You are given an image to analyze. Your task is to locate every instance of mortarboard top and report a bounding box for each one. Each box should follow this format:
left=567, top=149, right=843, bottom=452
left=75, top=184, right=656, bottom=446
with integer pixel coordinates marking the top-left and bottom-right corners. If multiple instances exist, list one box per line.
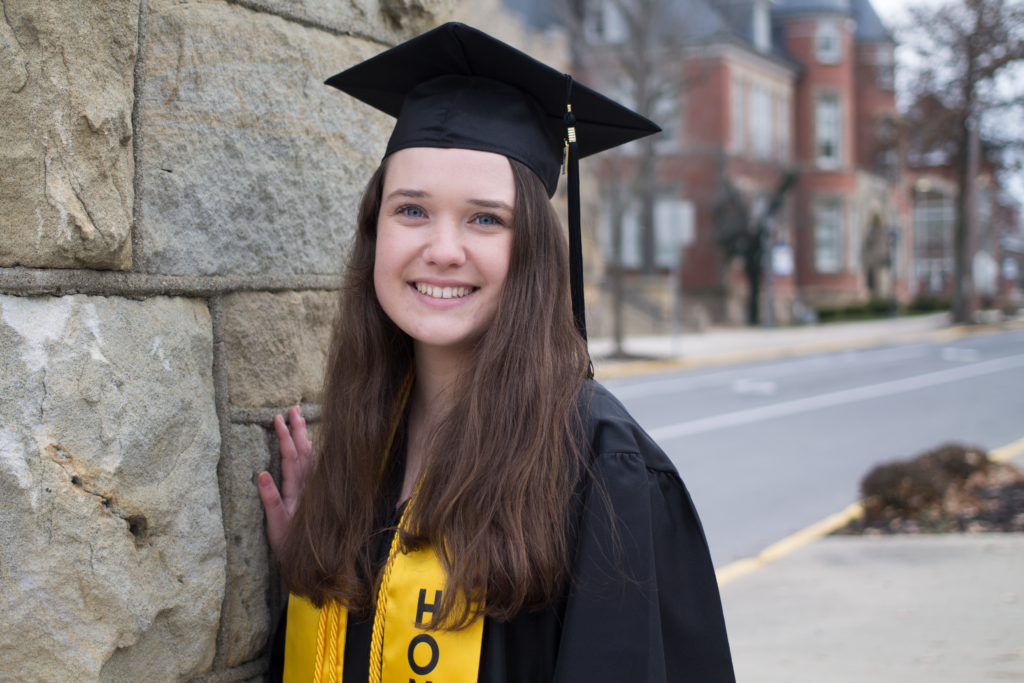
left=325, top=22, right=661, bottom=347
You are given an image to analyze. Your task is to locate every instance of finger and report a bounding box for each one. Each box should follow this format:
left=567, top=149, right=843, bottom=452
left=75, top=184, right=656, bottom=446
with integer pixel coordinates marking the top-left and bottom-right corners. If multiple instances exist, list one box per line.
left=290, top=408, right=313, bottom=472
left=276, top=414, right=303, bottom=504
left=274, top=413, right=298, bottom=460
left=257, top=471, right=288, bottom=556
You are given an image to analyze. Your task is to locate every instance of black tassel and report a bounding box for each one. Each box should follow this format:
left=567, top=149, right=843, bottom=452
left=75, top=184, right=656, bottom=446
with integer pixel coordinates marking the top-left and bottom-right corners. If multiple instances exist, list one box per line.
left=564, top=77, right=587, bottom=344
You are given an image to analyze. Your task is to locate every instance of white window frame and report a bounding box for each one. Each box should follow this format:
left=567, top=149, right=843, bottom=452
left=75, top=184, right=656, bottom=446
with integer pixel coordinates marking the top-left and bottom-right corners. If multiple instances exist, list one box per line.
left=874, top=44, right=895, bottom=90
left=815, top=93, right=842, bottom=169
left=776, top=94, right=790, bottom=162
left=750, top=85, right=773, bottom=159
left=652, top=91, right=679, bottom=151
left=814, top=198, right=844, bottom=274
left=654, top=199, right=695, bottom=268
left=731, top=78, right=746, bottom=155
left=597, top=0, right=629, bottom=44
left=816, top=19, right=841, bottom=64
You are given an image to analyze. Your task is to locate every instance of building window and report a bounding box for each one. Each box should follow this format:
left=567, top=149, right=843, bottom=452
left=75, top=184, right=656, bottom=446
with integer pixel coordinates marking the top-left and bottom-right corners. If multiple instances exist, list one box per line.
left=753, top=2, right=771, bottom=53
left=816, top=19, right=841, bottom=64
left=750, top=85, right=773, bottom=159
left=586, top=0, right=628, bottom=44
left=815, top=93, right=841, bottom=169
left=913, top=188, right=954, bottom=292
left=814, top=199, right=844, bottom=273
left=732, top=78, right=746, bottom=154
left=652, top=91, right=679, bottom=147
left=875, top=44, right=895, bottom=90
left=654, top=199, right=696, bottom=268
left=776, top=94, right=790, bottom=161
left=599, top=198, right=695, bottom=269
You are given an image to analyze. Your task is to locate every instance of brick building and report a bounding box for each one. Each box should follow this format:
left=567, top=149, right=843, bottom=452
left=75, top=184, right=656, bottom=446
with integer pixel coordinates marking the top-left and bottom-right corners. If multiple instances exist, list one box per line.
left=508, top=0, right=915, bottom=325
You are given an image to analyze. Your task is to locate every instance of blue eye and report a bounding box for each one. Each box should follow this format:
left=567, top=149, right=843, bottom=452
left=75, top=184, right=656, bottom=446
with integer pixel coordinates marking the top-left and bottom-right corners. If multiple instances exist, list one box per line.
left=402, top=206, right=424, bottom=218
left=475, top=214, right=497, bottom=225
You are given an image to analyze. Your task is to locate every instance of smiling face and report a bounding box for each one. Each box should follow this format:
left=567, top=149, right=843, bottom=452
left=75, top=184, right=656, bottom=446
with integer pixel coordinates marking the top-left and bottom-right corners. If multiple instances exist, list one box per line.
left=374, top=146, right=516, bottom=353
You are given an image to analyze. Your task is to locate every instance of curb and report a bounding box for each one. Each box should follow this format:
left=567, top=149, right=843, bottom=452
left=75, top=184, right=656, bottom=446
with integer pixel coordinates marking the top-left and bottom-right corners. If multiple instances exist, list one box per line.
left=714, top=434, right=1024, bottom=588
left=594, top=319, right=1024, bottom=381
left=715, top=502, right=864, bottom=587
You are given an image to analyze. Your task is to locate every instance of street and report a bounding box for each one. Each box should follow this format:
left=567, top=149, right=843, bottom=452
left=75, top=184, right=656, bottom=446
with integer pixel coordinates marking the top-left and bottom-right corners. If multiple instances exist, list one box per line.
left=601, top=328, right=1024, bottom=568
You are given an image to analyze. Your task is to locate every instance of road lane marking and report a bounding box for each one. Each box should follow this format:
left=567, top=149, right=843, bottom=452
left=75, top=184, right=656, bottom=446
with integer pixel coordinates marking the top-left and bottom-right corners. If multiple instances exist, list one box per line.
left=608, top=345, right=930, bottom=400
left=941, top=347, right=980, bottom=362
left=716, top=434, right=1024, bottom=587
left=649, top=353, right=1024, bottom=442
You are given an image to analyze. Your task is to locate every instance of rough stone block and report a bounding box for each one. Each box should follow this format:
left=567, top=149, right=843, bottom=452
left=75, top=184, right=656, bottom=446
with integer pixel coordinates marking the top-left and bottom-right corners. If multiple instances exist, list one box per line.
left=206, top=0, right=453, bottom=45
left=136, top=1, right=395, bottom=276
left=0, top=294, right=224, bottom=683
left=0, top=0, right=138, bottom=270
left=221, top=290, right=337, bottom=408
left=218, top=424, right=273, bottom=668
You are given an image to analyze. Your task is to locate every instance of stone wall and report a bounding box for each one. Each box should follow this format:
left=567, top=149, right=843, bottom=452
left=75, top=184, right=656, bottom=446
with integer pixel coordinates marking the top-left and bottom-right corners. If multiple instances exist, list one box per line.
left=0, top=1, right=450, bottom=681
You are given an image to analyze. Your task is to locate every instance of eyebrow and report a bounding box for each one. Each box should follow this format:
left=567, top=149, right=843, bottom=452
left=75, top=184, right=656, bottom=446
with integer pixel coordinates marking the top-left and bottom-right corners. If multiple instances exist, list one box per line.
left=385, top=189, right=431, bottom=201
left=384, top=189, right=514, bottom=213
left=467, top=198, right=514, bottom=212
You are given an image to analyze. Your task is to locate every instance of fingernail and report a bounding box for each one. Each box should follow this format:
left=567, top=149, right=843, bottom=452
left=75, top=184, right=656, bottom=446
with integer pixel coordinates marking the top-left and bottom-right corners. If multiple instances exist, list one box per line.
left=258, top=472, right=271, bottom=487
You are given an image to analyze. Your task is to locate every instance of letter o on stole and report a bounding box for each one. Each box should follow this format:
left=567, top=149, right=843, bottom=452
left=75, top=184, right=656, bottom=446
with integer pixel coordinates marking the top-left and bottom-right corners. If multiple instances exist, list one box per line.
left=408, top=634, right=439, bottom=675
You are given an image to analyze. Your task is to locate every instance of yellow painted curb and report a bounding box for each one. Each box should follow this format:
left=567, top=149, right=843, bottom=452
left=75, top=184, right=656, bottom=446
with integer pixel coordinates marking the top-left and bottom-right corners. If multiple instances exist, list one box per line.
left=990, top=436, right=1024, bottom=464
left=715, top=502, right=864, bottom=587
left=595, top=319, right=1023, bottom=382
left=715, top=433, right=1024, bottom=588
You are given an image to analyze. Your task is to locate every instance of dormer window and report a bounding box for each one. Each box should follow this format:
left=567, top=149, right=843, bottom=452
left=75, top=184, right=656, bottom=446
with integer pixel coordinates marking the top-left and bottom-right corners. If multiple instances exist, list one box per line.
left=586, top=0, right=628, bottom=44
left=753, top=2, right=771, bottom=53
left=816, top=19, right=841, bottom=64
left=875, top=44, right=895, bottom=90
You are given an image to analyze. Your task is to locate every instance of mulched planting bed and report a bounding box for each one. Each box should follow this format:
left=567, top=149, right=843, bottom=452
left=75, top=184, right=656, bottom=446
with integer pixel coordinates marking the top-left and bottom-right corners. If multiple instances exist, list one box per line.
left=834, top=443, right=1024, bottom=535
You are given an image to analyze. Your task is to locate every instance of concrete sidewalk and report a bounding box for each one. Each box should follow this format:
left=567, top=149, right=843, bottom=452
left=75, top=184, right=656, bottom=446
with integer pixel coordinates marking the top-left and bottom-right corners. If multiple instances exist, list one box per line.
left=720, top=533, right=1024, bottom=682
left=589, top=313, right=1024, bottom=379
left=720, top=448, right=1024, bottom=682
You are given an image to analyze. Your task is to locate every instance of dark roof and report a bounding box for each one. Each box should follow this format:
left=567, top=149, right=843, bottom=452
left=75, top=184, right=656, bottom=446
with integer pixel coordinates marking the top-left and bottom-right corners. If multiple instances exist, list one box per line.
left=499, top=0, right=800, bottom=69
left=850, top=0, right=894, bottom=42
left=772, top=0, right=851, bottom=16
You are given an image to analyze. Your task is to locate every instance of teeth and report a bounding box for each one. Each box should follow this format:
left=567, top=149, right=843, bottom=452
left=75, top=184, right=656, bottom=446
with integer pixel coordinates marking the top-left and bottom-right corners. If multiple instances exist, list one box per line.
left=415, top=283, right=473, bottom=299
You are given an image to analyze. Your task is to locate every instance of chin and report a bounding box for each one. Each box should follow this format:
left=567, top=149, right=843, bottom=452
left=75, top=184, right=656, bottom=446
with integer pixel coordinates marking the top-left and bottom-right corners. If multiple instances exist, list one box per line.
left=413, top=331, right=479, bottom=349
left=406, top=321, right=487, bottom=350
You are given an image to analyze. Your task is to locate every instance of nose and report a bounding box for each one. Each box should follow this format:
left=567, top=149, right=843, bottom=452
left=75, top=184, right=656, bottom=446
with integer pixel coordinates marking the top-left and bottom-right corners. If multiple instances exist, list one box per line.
left=421, top=215, right=466, bottom=269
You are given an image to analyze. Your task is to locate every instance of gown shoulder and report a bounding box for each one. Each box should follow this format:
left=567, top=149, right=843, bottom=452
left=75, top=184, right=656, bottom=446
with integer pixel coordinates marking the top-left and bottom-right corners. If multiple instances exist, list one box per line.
left=550, top=380, right=735, bottom=682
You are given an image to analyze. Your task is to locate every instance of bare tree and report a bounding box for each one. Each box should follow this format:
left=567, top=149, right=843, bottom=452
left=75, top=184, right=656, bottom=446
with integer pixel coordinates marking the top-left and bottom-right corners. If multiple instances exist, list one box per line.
left=902, top=0, right=1024, bottom=323
left=557, top=0, right=706, bottom=355
left=713, top=172, right=797, bottom=325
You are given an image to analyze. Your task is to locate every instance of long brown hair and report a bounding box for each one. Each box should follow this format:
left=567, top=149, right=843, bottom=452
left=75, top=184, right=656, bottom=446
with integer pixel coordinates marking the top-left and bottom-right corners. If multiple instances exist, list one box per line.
left=279, top=155, right=591, bottom=628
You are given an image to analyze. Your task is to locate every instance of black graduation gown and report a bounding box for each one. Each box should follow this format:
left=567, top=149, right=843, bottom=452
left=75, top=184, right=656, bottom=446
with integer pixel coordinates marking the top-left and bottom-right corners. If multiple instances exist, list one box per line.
left=266, top=381, right=735, bottom=682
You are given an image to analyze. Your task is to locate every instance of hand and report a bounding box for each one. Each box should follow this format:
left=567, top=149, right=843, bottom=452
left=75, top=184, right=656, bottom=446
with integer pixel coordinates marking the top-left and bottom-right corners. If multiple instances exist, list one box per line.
left=257, top=406, right=313, bottom=557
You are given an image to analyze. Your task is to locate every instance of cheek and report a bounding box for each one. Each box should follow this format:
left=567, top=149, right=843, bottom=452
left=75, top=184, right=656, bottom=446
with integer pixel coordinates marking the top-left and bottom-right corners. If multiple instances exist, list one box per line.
left=484, top=233, right=514, bottom=292
left=373, top=226, right=406, bottom=303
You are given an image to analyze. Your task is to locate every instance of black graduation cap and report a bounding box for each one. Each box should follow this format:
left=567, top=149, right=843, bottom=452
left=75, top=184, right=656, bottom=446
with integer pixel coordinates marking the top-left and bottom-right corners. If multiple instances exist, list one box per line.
left=325, top=22, right=661, bottom=344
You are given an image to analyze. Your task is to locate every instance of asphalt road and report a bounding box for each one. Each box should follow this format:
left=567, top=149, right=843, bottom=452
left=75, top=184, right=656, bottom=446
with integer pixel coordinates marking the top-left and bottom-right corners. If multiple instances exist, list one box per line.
left=601, top=328, right=1024, bottom=568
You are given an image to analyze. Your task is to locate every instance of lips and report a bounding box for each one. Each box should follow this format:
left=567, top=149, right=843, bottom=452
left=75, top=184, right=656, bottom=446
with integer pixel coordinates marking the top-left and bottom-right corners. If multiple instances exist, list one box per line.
left=413, top=282, right=476, bottom=299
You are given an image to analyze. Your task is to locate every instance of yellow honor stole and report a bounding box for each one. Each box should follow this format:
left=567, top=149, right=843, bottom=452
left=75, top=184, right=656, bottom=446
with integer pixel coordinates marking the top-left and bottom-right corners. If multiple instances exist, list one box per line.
left=282, top=370, right=485, bottom=683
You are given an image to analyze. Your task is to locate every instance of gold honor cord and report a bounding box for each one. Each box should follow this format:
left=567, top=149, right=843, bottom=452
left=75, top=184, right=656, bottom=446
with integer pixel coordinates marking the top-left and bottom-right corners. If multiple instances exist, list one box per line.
left=368, top=488, right=413, bottom=683
left=283, top=365, right=484, bottom=682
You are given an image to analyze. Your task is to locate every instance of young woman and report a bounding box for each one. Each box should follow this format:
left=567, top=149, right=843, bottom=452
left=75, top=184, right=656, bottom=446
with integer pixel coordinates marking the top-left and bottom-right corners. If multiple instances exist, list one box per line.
left=258, top=23, right=734, bottom=683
